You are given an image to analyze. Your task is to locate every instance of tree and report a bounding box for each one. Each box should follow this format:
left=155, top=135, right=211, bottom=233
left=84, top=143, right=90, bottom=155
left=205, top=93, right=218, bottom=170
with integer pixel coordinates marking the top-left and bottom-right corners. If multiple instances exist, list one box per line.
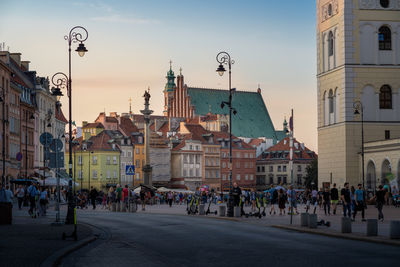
left=304, top=159, right=318, bottom=189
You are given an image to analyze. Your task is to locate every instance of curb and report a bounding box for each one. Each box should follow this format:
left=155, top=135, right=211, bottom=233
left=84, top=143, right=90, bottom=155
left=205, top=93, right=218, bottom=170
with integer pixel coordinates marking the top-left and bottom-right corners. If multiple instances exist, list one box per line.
left=271, top=224, right=400, bottom=247
left=40, top=230, right=98, bottom=267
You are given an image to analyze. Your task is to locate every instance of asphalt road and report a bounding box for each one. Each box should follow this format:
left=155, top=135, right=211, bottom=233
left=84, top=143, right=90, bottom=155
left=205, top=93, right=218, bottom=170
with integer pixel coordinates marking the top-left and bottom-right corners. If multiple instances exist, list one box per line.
left=61, top=212, right=399, bottom=267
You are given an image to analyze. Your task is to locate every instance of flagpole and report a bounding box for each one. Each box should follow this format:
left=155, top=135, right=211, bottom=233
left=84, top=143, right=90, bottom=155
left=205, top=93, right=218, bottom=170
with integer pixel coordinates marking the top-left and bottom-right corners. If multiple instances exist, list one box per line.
left=290, top=109, right=294, bottom=225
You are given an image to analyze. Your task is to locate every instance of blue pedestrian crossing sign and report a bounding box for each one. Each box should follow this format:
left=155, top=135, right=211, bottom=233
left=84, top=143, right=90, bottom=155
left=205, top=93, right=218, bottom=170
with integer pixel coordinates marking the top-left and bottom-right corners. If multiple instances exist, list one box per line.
left=125, top=165, right=135, bottom=175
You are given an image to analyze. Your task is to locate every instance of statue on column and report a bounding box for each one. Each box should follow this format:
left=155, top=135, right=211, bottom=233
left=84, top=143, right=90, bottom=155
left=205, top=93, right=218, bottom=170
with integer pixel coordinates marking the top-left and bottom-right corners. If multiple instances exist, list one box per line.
left=143, top=87, right=151, bottom=106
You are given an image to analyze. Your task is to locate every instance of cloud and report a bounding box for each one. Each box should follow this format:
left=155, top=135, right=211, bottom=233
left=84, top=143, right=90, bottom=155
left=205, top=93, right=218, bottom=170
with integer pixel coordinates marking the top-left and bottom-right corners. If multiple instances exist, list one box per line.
left=90, top=14, right=159, bottom=25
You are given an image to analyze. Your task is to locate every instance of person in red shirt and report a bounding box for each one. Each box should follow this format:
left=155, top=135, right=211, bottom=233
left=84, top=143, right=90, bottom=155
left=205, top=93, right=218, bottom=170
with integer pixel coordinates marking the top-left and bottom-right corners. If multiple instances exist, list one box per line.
left=122, top=185, right=129, bottom=208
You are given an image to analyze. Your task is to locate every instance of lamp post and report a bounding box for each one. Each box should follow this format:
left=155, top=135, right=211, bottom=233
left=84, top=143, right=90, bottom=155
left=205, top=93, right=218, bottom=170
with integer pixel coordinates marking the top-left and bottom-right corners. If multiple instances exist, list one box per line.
left=216, top=51, right=236, bottom=218
left=353, top=101, right=365, bottom=189
left=52, top=26, right=88, bottom=238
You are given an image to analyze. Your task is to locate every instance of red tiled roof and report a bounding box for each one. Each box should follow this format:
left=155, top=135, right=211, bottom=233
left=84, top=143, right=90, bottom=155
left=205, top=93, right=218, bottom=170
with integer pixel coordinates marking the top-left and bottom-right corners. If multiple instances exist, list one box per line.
left=248, top=138, right=264, bottom=147
left=210, top=131, right=254, bottom=149
left=55, top=106, right=68, bottom=124
left=86, top=131, right=119, bottom=151
left=119, top=117, right=139, bottom=135
left=105, top=116, right=118, bottom=123
left=82, top=122, right=104, bottom=129
left=258, top=136, right=317, bottom=160
left=201, top=113, right=218, bottom=122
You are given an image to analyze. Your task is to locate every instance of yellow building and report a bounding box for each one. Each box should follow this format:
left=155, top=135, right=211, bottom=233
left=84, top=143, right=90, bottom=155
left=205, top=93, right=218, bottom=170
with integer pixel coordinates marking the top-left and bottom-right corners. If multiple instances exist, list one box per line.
left=317, top=0, right=400, bottom=189
left=132, top=134, right=145, bottom=186
left=82, top=121, right=104, bottom=140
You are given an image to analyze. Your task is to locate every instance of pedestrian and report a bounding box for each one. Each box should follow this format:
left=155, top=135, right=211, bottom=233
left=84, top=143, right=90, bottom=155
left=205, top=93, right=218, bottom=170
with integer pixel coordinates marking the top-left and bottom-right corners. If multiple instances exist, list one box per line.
left=107, top=187, right=114, bottom=210
left=232, top=182, right=242, bottom=207
left=250, top=189, right=257, bottom=212
left=116, top=184, right=122, bottom=204
left=27, top=182, right=38, bottom=217
left=4, top=185, right=13, bottom=206
left=167, top=191, right=173, bottom=207
left=39, top=187, right=48, bottom=216
left=353, top=184, right=366, bottom=222
left=330, top=183, right=339, bottom=215
left=287, top=185, right=298, bottom=215
left=89, top=187, right=98, bottom=210
left=350, top=186, right=356, bottom=220
left=311, top=188, right=318, bottom=214
left=15, top=185, right=25, bottom=210
left=102, top=193, right=107, bottom=209
left=304, top=188, right=311, bottom=213
left=340, top=182, right=351, bottom=218
left=278, top=189, right=286, bottom=215
left=140, top=188, right=146, bottom=211
left=122, top=185, right=129, bottom=208
left=322, top=187, right=331, bottom=215
left=269, top=184, right=277, bottom=215
left=373, top=185, right=387, bottom=222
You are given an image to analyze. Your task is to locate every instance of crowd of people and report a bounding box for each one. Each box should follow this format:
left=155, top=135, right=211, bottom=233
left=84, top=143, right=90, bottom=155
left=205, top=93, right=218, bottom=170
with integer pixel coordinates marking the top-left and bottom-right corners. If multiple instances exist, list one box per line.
left=1, top=180, right=398, bottom=223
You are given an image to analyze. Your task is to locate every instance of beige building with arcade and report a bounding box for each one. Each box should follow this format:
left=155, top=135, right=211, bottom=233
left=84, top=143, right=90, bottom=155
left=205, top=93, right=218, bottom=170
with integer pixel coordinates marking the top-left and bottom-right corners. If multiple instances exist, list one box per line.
left=317, top=0, right=400, bottom=189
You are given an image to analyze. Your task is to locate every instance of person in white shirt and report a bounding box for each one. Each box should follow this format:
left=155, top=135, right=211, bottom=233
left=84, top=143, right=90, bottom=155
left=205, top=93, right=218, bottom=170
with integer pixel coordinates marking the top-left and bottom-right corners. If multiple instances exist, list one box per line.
left=16, top=185, right=25, bottom=210
left=39, top=188, right=48, bottom=216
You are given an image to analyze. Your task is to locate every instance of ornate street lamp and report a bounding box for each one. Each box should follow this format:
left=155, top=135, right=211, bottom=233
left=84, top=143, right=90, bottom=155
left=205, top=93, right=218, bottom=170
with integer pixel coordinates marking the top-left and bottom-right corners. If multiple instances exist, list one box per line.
left=353, top=100, right=365, bottom=189
left=216, top=51, right=236, bottom=217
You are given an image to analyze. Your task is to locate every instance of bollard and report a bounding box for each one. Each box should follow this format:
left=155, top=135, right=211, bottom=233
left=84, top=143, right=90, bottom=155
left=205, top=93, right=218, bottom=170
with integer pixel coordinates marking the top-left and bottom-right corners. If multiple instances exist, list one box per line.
left=308, top=214, right=317, bottom=229
left=233, top=206, right=241, bottom=218
left=366, top=219, right=378, bottom=236
left=301, top=213, right=309, bottom=227
left=111, top=202, right=116, bottom=212
left=199, top=204, right=205, bottom=215
left=389, top=220, right=400, bottom=239
left=341, top=217, right=352, bottom=233
left=219, top=206, right=226, bottom=217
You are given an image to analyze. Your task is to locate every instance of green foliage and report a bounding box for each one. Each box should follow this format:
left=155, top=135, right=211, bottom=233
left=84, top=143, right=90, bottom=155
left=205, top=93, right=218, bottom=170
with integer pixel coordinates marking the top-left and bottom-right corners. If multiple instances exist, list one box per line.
left=304, top=159, right=318, bottom=189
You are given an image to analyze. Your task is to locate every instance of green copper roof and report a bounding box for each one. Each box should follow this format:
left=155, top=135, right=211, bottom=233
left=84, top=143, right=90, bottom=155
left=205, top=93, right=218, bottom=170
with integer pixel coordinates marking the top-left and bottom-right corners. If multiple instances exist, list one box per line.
left=187, top=87, right=278, bottom=140
left=165, top=67, right=176, bottom=92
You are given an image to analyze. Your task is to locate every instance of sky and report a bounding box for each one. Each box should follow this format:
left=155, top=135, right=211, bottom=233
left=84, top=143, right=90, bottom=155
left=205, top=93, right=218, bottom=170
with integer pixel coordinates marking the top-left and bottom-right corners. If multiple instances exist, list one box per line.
left=0, top=0, right=318, bottom=151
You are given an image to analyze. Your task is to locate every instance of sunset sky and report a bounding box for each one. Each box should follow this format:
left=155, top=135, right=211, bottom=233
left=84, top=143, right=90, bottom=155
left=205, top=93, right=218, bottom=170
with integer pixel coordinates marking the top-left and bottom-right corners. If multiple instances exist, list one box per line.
left=0, top=0, right=317, bottom=150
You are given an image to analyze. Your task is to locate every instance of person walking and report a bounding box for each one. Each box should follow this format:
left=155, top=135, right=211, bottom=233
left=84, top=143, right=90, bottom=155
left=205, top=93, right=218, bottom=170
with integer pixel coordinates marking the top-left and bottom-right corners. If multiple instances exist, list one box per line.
left=311, top=188, right=318, bottom=214
left=287, top=185, right=298, bottom=215
left=250, top=189, right=257, bottom=212
left=269, top=185, right=278, bottom=215
left=167, top=191, right=173, bottom=207
left=330, top=183, right=339, bottom=215
left=115, top=184, right=122, bottom=204
left=140, top=188, right=146, bottom=211
left=322, top=187, right=331, bottom=215
left=89, top=187, right=98, bottom=210
left=27, top=183, right=38, bottom=217
left=340, top=182, right=351, bottom=218
left=15, top=185, right=25, bottom=210
left=39, top=187, right=48, bottom=216
left=278, top=189, right=286, bottom=215
left=350, top=186, right=356, bottom=221
left=353, top=184, right=366, bottom=222
left=373, top=185, right=387, bottom=222
left=232, top=182, right=242, bottom=207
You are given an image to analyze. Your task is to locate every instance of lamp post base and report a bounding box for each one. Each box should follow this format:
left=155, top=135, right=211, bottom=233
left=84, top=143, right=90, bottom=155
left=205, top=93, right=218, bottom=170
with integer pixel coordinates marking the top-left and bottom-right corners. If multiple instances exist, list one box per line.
left=227, top=192, right=234, bottom=217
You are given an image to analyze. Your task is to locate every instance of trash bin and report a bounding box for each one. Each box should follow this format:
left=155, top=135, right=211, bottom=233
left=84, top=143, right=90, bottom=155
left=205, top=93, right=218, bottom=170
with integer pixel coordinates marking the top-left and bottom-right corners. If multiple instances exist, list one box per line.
left=0, top=202, right=12, bottom=225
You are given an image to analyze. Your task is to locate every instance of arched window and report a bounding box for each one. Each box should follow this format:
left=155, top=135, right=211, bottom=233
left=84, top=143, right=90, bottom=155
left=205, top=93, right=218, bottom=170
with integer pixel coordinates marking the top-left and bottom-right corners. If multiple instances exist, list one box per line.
left=379, top=85, right=392, bottom=109
left=328, top=4, right=332, bottom=16
left=328, top=31, right=334, bottom=56
left=378, top=26, right=391, bottom=50
left=328, top=90, right=334, bottom=113
left=380, top=0, right=389, bottom=8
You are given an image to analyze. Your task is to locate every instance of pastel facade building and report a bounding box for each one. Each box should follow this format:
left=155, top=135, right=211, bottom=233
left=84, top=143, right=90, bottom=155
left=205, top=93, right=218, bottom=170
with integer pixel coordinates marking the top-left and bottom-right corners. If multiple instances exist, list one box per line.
left=317, top=0, right=400, bottom=188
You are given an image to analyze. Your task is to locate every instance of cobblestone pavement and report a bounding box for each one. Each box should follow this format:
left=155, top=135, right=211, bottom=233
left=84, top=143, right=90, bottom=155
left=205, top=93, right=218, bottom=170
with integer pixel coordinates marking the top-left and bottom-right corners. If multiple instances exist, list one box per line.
left=0, top=203, right=92, bottom=267
left=60, top=205, right=400, bottom=267
left=74, top=202, right=400, bottom=238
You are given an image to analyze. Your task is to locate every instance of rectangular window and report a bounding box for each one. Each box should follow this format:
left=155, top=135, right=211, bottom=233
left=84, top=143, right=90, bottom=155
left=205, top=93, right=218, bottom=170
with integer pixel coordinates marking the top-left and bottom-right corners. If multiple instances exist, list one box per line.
left=385, top=130, right=390, bottom=140
left=128, top=151, right=132, bottom=157
left=196, top=168, right=200, bottom=177
left=283, top=176, right=287, bottom=184
left=92, top=156, right=97, bottom=165
left=107, top=170, right=110, bottom=179
left=196, top=154, right=200, bottom=164
left=257, top=166, right=260, bottom=172
left=297, top=174, right=302, bottom=185
left=113, top=170, right=117, bottom=178
left=113, top=156, right=117, bottom=164
left=205, top=171, right=209, bottom=179
left=142, top=160, right=145, bottom=167
left=244, top=153, right=248, bottom=158
left=78, top=156, right=82, bottom=165
left=278, top=166, right=281, bottom=172
left=136, top=159, right=140, bottom=168
left=93, top=170, right=98, bottom=178
left=142, top=148, right=145, bottom=154
left=136, top=148, right=140, bottom=154
left=269, top=175, right=274, bottom=185
left=268, top=166, right=271, bottom=172
left=216, top=170, right=219, bottom=178
left=245, top=162, right=248, bottom=168
left=136, top=173, right=140, bottom=180
left=222, top=162, right=226, bottom=168
left=297, top=165, right=302, bottom=172
left=106, top=156, right=111, bottom=165
left=250, top=174, right=254, bottom=180
left=236, top=174, right=241, bottom=181
left=245, top=174, right=249, bottom=180
left=236, top=162, right=240, bottom=168
left=236, top=152, right=240, bottom=158
left=283, top=165, right=287, bottom=172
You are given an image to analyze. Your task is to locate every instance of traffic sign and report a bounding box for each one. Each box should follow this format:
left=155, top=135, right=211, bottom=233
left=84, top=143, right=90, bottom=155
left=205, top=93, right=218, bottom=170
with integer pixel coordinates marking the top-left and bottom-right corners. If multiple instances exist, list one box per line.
left=125, top=165, right=135, bottom=175
left=16, top=152, right=23, bottom=161
left=40, top=132, right=53, bottom=147
left=48, top=153, right=65, bottom=169
left=50, top=139, right=63, bottom=152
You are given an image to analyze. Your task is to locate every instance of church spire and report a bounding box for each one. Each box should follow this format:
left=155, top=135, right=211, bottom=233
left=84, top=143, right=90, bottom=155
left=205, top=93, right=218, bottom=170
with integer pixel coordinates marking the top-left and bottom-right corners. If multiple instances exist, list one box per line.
left=165, top=60, right=176, bottom=92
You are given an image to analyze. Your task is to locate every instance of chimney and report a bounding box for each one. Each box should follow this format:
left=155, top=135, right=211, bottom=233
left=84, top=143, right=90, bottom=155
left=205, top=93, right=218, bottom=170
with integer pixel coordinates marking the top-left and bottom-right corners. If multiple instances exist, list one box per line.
left=257, top=87, right=261, bottom=94
left=10, top=53, right=21, bottom=66
left=21, top=61, right=30, bottom=71
left=110, top=112, right=118, bottom=117
left=82, top=121, right=88, bottom=127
